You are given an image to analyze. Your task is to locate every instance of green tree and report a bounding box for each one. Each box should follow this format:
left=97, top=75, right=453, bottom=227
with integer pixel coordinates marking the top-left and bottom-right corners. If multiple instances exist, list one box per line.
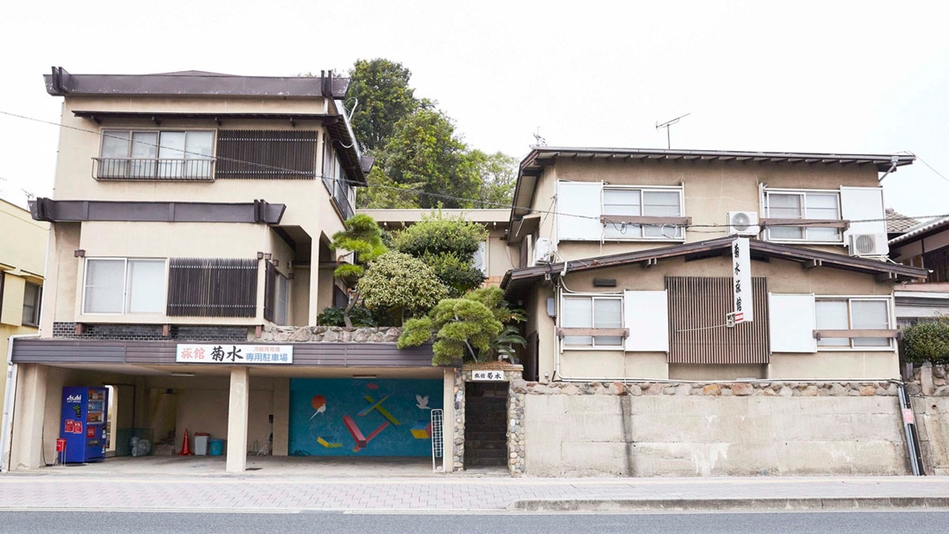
left=347, top=59, right=418, bottom=152
left=464, top=150, right=518, bottom=208
left=384, top=108, right=480, bottom=209
left=359, top=251, right=448, bottom=324
left=902, top=317, right=949, bottom=364
left=355, top=166, right=421, bottom=209
left=398, top=287, right=525, bottom=365
left=392, top=212, right=488, bottom=297
left=329, top=214, right=387, bottom=327
left=399, top=298, right=502, bottom=365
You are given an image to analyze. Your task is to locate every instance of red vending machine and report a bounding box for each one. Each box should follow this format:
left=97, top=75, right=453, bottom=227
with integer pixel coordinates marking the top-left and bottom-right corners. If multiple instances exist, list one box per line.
left=60, top=387, right=109, bottom=463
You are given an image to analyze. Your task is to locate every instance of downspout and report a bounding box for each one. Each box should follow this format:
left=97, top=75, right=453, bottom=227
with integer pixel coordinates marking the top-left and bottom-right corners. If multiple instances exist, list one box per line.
left=1, top=333, right=38, bottom=472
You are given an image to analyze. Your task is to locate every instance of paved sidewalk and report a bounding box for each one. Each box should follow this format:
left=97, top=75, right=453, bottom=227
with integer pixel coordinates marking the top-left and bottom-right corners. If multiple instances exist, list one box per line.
left=1, top=473, right=948, bottom=512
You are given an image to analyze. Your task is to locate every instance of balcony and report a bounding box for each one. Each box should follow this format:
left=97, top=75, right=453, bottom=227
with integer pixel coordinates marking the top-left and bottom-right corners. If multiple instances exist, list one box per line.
left=93, top=158, right=215, bottom=181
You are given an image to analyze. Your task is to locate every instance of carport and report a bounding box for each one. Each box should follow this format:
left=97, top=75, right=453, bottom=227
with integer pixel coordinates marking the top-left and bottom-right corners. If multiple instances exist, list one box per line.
left=5, top=338, right=455, bottom=474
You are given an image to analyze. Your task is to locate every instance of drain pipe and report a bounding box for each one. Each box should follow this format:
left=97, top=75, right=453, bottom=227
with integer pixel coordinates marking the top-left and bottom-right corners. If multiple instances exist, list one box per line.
left=897, top=383, right=925, bottom=476
left=1, top=334, right=38, bottom=472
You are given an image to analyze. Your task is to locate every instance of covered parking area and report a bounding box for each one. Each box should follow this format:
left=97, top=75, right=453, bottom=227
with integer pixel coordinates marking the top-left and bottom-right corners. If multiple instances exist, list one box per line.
left=4, top=339, right=456, bottom=475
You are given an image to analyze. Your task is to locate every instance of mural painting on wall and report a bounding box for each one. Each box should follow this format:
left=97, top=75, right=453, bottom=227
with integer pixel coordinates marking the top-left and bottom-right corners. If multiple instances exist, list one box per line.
left=289, top=379, right=442, bottom=457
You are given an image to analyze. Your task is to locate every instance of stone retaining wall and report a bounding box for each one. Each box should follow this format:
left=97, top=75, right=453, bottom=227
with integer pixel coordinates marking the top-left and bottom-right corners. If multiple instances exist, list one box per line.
left=517, top=379, right=909, bottom=477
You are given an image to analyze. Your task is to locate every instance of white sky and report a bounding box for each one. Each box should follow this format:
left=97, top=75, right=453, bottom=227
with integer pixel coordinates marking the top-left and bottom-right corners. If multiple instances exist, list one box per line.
left=2, top=0, right=947, bottom=220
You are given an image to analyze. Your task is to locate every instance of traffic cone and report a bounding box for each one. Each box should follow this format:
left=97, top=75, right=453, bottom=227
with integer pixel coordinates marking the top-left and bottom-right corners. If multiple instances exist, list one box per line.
left=178, top=428, right=193, bottom=456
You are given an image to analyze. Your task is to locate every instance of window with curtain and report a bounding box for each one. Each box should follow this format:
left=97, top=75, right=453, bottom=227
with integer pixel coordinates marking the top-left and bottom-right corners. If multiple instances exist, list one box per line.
left=83, top=258, right=166, bottom=314
left=99, top=130, right=214, bottom=179
left=765, top=191, right=842, bottom=242
left=603, top=187, right=683, bottom=239
left=815, top=298, right=891, bottom=348
left=561, top=295, right=623, bottom=348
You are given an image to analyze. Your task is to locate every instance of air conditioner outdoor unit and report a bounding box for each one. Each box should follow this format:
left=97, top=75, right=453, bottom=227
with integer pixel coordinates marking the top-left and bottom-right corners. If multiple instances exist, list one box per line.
left=727, top=211, right=760, bottom=236
left=849, top=233, right=888, bottom=257
left=533, top=238, right=554, bottom=265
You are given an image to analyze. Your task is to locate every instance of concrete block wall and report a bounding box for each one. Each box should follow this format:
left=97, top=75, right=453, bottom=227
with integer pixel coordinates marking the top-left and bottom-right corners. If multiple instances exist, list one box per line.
left=520, top=380, right=911, bottom=477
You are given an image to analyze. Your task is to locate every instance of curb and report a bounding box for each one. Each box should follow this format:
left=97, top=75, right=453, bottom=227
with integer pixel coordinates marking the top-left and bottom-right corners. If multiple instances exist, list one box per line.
left=507, top=497, right=949, bottom=512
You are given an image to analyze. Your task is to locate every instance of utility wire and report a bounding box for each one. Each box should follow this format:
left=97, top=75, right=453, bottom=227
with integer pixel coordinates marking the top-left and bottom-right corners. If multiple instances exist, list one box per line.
left=2, top=109, right=947, bottom=229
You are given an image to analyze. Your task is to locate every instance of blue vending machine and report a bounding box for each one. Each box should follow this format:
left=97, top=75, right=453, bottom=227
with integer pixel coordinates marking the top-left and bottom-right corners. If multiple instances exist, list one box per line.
left=60, top=387, right=109, bottom=463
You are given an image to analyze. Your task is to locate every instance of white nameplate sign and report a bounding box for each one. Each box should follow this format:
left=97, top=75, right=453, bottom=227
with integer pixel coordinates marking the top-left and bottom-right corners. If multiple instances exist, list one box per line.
left=176, top=344, right=293, bottom=364
left=471, top=370, right=505, bottom=381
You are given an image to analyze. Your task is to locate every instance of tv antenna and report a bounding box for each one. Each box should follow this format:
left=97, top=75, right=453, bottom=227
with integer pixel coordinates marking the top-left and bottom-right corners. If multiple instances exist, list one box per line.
left=656, top=112, right=690, bottom=149
left=532, top=127, right=547, bottom=147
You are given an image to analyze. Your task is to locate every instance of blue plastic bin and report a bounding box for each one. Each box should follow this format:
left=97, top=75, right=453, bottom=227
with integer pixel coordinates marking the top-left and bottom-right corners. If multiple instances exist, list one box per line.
left=209, top=439, right=224, bottom=456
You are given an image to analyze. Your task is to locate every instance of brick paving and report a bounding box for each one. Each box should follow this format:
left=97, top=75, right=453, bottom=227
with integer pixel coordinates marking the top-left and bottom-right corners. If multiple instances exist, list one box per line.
left=1, top=474, right=948, bottom=512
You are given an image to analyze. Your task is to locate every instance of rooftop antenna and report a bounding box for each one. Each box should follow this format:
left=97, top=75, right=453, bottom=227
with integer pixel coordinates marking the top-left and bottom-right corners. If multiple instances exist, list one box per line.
left=655, top=112, right=690, bottom=149
left=532, top=127, right=547, bottom=147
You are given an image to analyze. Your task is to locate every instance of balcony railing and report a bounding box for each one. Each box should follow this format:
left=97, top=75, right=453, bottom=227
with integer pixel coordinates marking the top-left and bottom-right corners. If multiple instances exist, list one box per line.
left=93, top=158, right=215, bottom=181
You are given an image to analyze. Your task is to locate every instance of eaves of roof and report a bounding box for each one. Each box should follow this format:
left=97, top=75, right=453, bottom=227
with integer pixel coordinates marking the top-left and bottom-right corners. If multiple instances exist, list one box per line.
left=889, top=216, right=949, bottom=246
left=501, top=236, right=928, bottom=298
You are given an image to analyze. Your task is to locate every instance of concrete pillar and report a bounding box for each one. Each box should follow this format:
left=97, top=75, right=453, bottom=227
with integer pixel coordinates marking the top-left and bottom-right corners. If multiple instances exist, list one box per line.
left=307, top=241, right=321, bottom=326
left=442, top=368, right=454, bottom=472
left=272, top=378, right=289, bottom=456
left=10, top=364, right=48, bottom=470
left=225, top=367, right=250, bottom=473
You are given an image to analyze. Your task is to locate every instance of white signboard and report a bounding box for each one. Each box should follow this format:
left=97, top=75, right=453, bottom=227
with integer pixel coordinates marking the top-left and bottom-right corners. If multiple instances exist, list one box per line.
left=471, top=370, right=506, bottom=381
left=176, top=344, right=293, bottom=364
left=731, top=237, right=753, bottom=323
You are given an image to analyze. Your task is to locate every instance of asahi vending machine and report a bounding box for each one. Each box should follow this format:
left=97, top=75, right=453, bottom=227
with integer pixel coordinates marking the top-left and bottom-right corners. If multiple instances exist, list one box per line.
left=60, top=387, right=109, bottom=463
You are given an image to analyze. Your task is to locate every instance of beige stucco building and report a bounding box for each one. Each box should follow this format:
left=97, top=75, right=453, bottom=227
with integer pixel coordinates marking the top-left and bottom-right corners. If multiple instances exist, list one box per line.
left=502, top=147, right=928, bottom=383
left=1, top=199, right=48, bottom=438
left=4, top=68, right=457, bottom=474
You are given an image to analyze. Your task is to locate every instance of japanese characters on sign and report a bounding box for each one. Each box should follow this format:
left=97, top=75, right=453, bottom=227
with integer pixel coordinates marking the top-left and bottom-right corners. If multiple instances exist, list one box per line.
left=176, top=344, right=293, bottom=364
left=471, top=370, right=506, bottom=381
left=732, top=237, right=754, bottom=323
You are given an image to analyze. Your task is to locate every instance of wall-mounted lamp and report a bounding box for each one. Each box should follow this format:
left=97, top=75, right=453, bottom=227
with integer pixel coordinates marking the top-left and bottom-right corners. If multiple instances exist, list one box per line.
left=257, top=252, right=264, bottom=260
left=272, top=260, right=279, bottom=267
left=74, top=249, right=85, bottom=258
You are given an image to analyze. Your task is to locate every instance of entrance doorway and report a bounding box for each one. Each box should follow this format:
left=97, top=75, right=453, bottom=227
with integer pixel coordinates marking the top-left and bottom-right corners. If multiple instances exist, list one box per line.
left=464, top=382, right=508, bottom=468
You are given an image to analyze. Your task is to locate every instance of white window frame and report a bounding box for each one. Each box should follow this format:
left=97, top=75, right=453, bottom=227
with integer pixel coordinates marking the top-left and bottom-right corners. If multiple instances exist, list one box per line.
left=814, top=295, right=895, bottom=351
left=99, top=129, right=216, bottom=179
left=82, top=258, right=167, bottom=315
left=559, top=292, right=625, bottom=351
left=763, top=188, right=844, bottom=244
left=602, top=185, right=685, bottom=241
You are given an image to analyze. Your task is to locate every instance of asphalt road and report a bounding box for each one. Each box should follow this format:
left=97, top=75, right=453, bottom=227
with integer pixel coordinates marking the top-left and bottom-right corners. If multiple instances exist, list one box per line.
left=0, top=510, right=946, bottom=534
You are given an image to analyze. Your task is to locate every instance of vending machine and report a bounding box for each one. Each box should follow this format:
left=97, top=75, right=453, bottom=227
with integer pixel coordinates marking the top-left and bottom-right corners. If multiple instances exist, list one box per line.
left=60, top=387, right=109, bottom=463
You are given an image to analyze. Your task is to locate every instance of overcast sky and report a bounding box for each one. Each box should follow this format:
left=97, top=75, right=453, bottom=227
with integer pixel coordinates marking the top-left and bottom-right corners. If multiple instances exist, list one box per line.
left=2, top=0, right=947, bottom=220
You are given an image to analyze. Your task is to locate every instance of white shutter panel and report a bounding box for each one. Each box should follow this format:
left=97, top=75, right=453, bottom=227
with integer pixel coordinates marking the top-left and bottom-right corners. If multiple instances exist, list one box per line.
left=623, top=290, right=669, bottom=352
left=840, top=186, right=887, bottom=253
left=768, top=293, right=817, bottom=353
left=557, top=181, right=603, bottom=242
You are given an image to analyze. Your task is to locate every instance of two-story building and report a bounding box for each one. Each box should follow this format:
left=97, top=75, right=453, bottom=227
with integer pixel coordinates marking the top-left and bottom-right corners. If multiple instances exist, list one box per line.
left=1, top=198, right=48, bottom=442
left=4, top=68, right=454, bottom=473
left=495, top=147, right=930, bottom=476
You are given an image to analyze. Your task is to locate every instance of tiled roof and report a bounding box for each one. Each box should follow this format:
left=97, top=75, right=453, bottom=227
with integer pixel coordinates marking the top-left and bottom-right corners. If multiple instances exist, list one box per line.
left=885, top=208, right=920, bottom=233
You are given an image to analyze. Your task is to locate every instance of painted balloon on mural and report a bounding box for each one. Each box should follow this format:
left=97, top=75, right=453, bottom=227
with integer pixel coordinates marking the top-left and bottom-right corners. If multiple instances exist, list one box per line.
left=309, top=395, right=327, bottom=420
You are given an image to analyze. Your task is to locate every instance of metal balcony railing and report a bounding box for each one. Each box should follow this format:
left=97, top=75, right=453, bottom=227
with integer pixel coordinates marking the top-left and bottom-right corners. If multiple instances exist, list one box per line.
left=93, top=158, right=215, bottom=181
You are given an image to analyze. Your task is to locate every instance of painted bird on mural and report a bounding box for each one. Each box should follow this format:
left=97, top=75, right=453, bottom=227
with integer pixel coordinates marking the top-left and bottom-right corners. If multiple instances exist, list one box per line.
left=309, top=395, right=327, bottom=420
left=416, top=394, right=432, bottom=410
